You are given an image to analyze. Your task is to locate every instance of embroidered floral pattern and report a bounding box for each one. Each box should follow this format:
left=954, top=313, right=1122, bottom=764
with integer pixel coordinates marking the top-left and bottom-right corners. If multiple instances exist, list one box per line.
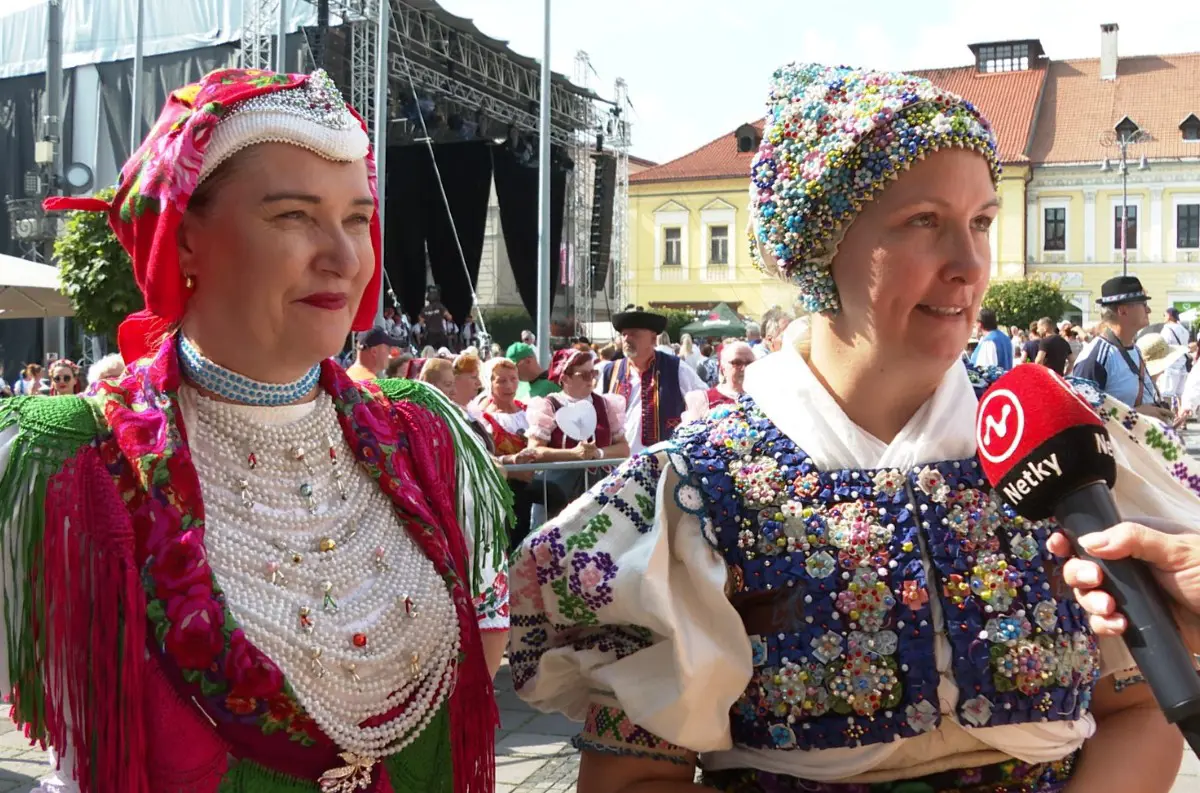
left=834, top=569, right=896, bottom=632
left=871, top=469, right=904, bottom=497
left=730, top=456, right=785, bottom=507
left=916, top=465, right=950, bottom=502
left=671, top=392, right=1099, bottom=752
left=905, top=699, right=938, bottom=733
left=942, top=489, right=1002, bottom=553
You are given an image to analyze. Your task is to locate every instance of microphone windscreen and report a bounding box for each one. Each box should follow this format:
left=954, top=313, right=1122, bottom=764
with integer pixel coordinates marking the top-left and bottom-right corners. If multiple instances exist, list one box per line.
left=975, top=365, right=1117, bottom=520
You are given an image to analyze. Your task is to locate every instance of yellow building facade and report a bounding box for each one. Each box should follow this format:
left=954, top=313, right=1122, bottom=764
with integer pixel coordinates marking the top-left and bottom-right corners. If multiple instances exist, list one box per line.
left=627, top=32, right=1200, bottom=326
left=1026, top=163, right=1200, bottom=325
left=627, top=175, right=794, bottom=319
left=627, top=162, right=1032, bottom=322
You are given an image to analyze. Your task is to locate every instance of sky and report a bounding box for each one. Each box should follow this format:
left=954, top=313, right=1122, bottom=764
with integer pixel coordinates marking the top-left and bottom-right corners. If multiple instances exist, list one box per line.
left=437, top=0, right=1200, bottom=165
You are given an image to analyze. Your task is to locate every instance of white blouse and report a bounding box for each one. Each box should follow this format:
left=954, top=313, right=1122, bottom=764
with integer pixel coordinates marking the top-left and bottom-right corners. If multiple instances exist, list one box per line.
left=511, top=339, right=1200, bottom=782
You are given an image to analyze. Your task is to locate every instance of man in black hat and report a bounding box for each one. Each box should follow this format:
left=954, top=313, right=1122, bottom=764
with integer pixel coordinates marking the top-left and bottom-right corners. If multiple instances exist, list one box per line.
left=1073, top=275, right=1170, bottom=420
left=602, top=306, right=706, bottom=453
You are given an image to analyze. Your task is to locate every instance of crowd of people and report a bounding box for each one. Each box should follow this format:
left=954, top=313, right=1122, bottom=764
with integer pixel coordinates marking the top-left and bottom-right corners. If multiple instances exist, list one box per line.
left=335, top=302, right=783, bottom=547
left=1, top=61, right=1199, bottom=793
left=966, top=274, right=1200, bottom=428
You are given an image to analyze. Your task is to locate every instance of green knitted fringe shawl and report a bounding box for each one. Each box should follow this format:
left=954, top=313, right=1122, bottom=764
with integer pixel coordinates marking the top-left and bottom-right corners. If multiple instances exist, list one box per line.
left=0, top=395, right=101, bottom=738
left=375, top=378, right=513, bottom=591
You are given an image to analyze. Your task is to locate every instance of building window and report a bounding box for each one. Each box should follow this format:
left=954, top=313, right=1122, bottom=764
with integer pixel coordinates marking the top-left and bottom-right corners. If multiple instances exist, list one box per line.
left=1043, top=207, right=1066, bottom=251
left=1182, top=114, right=1200, bottom=142
left=1179, top=204, right=1200, bottom=249
left=975, top=43, right=1030, bottom=73
left=1113, top=204, right=1138, bottom=249
left=709, top=225, right=729, bottom=264
left=664, top=227, right=682, bottom=265
left=1114, top=116, right=1141, bottom=141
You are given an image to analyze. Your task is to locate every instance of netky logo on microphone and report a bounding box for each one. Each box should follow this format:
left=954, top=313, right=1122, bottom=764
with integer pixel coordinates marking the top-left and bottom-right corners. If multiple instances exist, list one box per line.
left=976, top=389, right=1063, bottom=505
left=977, top=389, right=1024, bottom=465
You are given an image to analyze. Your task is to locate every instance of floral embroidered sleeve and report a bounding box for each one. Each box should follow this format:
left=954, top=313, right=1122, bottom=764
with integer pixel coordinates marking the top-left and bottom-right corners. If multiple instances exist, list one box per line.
left=508, top=444, right=752, bottom=756
left=1067, top=379, right=1200, bottom=517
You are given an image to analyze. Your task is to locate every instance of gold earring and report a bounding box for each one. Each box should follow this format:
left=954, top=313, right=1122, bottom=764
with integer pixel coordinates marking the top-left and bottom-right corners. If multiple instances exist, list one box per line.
left=184, top=274, right=195, bottom=290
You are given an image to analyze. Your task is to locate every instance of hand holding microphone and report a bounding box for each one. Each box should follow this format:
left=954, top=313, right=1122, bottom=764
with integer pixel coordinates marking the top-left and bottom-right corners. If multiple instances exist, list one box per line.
left=975, top=365, right=1200, bottom=754
left=1046, top=523, right=1200, bottom=652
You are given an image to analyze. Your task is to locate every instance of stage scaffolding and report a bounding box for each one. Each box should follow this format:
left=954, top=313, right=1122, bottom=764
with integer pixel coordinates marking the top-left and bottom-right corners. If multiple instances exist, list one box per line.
left=241, top=0, right=632, bottom=330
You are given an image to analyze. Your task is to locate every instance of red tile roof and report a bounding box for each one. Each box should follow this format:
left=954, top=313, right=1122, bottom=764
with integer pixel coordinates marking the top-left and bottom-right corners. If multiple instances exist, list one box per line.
left=910, top=64, right=1047, bottom=163
left=1028, top=54, right=1200, bottom=164
left=631, top=65, right=1048, bottom=185
left=630, top=122, right=763, bottom=184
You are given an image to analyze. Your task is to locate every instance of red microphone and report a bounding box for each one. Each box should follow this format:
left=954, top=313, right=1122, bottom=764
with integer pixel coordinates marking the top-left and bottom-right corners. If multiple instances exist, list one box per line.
left=975, top=365, right=1115, bottom=519
left=976, top=364, right=1200, bottom=753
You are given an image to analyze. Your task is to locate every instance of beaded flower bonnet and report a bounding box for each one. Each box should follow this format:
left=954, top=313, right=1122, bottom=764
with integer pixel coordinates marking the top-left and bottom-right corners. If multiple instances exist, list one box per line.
left=45, top=68, right=378, bottom=362
left=748, top=63, right=1001, bottom=314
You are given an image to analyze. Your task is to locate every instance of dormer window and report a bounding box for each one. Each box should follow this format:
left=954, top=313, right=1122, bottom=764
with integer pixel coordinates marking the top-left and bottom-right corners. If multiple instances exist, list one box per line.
left=734, top=123, right=762, bottom=153
left=968, top=39, right=1045, bottom=73
left=1181, top=114, right=1200, bottom=142
left=1115, top=116, right=1141, bottom=141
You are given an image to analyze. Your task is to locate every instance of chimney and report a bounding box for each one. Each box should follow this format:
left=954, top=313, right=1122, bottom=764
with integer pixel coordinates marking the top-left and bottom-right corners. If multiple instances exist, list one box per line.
left=1100, top=23, right=1119, bottom=80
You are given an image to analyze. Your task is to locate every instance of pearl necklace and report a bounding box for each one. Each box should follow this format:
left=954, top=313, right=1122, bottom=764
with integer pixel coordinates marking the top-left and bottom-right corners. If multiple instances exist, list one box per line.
left=179, top=335, right=321, bottom=407
left=188, top=390, right=459, bottom=771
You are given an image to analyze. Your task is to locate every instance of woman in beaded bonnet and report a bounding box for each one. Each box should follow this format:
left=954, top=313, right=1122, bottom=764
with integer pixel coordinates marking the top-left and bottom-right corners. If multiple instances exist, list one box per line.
left=508, top=64, right=1200, bottom=792
left=0, top=68, right=510, bottom=793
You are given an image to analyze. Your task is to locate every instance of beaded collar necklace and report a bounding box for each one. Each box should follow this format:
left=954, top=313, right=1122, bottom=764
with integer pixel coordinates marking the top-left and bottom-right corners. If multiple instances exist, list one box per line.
left=178, top=335, right=321, bottom=406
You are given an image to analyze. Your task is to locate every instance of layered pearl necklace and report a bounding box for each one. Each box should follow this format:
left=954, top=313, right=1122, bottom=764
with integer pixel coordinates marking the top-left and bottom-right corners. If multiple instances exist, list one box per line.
left=188, top=389, right=459, bottom=779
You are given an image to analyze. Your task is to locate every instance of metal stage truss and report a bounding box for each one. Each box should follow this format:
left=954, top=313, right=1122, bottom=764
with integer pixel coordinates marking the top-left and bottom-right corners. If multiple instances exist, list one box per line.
left=243, top=0, right=632, bottom=328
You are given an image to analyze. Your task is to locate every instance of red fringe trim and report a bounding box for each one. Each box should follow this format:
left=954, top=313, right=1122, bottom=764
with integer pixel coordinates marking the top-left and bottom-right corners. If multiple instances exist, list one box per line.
left=42, top=448, right=149, bottom=793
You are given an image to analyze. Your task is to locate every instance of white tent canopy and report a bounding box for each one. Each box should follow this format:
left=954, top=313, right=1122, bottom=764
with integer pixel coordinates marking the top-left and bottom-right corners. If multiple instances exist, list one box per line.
left=0, top=254, right=74, bottom=319
left=0, top=0, right=318, bottom=81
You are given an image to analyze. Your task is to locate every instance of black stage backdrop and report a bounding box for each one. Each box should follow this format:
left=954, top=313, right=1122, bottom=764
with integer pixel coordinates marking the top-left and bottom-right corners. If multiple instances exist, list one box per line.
left=491, top=144, right=566, bottom=320
left=385, top=145, right=438, bottom=322
left=384, top=142, right=567, bottom=325
left=383, top=142, right=492, bottom=323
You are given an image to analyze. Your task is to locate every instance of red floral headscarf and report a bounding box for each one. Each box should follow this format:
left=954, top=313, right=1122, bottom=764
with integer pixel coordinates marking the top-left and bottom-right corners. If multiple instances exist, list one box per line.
left=45, top=68, right=382, bottom=362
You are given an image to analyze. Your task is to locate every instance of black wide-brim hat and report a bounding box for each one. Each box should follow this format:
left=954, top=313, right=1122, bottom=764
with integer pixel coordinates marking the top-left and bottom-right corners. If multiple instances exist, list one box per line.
left=1097, top=275, right=1149, bottom=306
left=612, top=307, right=667, bottom=334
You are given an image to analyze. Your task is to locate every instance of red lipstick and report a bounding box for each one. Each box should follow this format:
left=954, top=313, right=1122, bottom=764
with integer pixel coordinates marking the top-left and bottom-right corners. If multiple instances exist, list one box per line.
left=298, top=292, right=348, bottom=310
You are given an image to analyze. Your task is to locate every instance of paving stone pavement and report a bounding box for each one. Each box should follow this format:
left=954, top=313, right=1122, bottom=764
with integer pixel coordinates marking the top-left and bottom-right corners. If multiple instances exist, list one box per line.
left=1, top=427, right=1199, bottom=791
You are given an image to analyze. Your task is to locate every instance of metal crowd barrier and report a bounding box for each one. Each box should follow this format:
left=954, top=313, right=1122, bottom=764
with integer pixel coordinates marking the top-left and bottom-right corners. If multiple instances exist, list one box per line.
left=501, top=458, right=630, bottom=530
left=501, top=457, right=628, bottom=473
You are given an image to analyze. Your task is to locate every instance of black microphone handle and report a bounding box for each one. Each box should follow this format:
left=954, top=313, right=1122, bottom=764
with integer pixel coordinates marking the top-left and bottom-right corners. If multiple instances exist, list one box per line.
left=1055, top=481, right=1200, bottom=755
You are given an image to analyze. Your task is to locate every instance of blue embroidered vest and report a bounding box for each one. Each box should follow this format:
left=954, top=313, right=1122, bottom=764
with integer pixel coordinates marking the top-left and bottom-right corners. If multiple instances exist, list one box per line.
left=673, top=373, right=1099, bottom=752
left=604, top=351, right=685, bottom=446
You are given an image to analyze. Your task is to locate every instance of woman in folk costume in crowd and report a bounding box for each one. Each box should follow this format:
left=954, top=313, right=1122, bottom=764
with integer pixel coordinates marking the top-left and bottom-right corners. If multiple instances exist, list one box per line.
left=601, top=308, right=707, bottom=455
left=526, top=348, right=629, bottom=465
left=681, top=340, right=757, bottom=421
left=509, top=64, right=1200, bottom=793
left=1, top=68, right=510, bottom=793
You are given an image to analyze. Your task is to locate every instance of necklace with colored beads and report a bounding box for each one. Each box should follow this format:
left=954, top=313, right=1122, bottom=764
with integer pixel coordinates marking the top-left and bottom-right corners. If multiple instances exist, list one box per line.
left=188, top=388, right=458, bottom=765
left=179, top=334, right=321, bottom=407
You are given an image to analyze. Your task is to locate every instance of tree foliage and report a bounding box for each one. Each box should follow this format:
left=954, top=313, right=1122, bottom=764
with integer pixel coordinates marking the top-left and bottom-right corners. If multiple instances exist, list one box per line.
left=477, top=306, right=534, bottom=350
left=660, top=308, right=696, bottom=343
left=53, top=187, right=143, bottom=344
left=981, top=277, right=1072, bottom=330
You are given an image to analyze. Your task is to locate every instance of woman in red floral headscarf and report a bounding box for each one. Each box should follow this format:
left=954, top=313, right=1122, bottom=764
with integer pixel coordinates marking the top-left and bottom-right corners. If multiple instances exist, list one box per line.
left=0, top=68, right=509, bottom=793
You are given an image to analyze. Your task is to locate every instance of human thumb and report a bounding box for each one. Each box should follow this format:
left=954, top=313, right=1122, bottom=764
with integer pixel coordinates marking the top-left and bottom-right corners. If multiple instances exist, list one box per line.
left=1079, top=522, right=1195, bottom=570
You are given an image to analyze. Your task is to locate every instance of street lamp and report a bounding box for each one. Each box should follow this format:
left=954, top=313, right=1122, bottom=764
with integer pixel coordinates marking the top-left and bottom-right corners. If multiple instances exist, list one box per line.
left=1099, top=126, right=1151, bottom=276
